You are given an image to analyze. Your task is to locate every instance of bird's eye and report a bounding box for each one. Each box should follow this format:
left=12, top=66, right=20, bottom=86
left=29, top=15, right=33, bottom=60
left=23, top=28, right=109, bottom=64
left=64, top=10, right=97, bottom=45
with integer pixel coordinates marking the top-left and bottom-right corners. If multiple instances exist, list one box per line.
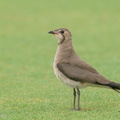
left=60, top=30, right=65, bottom=34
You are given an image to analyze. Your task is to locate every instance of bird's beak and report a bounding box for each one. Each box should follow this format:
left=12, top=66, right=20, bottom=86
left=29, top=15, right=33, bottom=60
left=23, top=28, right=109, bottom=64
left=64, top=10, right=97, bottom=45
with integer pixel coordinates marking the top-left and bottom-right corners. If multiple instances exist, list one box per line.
left=48, top=31, right=54, bottom=34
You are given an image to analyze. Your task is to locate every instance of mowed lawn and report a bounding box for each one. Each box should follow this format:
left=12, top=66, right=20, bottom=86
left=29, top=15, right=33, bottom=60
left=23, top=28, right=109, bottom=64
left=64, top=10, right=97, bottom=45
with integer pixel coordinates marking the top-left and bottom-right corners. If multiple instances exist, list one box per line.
left=0, top=0, right=120, bottom=119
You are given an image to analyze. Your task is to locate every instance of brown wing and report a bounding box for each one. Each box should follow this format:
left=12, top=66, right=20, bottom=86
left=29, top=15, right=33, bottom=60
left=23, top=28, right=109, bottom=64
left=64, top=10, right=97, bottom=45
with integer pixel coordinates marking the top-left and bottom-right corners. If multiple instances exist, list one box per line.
left=69, top=52, right=99, bottom=74
left=57, top=63, right=110, bottom=84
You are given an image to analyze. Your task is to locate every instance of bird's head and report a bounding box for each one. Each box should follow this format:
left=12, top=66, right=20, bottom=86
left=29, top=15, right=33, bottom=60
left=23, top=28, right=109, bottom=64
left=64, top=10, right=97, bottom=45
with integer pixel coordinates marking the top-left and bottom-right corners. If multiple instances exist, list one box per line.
left=48, top=28, right=72, bottom=44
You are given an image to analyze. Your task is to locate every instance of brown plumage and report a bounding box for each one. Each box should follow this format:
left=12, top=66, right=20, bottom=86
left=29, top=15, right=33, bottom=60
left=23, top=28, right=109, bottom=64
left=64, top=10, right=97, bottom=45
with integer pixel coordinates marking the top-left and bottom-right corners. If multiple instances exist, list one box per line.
left=48, top=28, right=120, bottom=111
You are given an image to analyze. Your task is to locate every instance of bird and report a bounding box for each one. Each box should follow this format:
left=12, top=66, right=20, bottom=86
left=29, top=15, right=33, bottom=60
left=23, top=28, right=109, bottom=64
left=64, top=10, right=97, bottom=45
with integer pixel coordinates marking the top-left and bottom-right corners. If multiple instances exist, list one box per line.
left=48, top=28, right=120, bottom=111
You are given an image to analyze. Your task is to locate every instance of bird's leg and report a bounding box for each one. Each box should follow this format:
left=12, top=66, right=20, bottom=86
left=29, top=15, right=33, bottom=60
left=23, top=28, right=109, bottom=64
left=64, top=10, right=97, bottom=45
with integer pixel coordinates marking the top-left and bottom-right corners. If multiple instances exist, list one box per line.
left=73, top=88, right=76, bottom=110
left=77, top=88, right=81, bottom=110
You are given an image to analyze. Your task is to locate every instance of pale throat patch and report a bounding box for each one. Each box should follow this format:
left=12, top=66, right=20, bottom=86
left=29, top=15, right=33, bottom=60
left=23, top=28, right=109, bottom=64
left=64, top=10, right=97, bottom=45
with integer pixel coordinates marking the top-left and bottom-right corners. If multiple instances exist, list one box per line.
left=55, top=33, right=64, bottom=44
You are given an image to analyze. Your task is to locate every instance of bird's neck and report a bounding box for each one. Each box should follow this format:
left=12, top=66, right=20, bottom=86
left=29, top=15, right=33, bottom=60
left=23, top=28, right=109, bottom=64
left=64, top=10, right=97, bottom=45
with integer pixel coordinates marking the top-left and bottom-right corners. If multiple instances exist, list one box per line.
left=54, top=39, right=74, bottom=63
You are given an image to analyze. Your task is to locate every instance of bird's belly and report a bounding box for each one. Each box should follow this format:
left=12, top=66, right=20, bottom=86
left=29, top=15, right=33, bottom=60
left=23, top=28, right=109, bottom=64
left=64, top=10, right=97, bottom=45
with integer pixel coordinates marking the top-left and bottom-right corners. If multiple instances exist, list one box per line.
left=54, top=65, right=88, bottom=89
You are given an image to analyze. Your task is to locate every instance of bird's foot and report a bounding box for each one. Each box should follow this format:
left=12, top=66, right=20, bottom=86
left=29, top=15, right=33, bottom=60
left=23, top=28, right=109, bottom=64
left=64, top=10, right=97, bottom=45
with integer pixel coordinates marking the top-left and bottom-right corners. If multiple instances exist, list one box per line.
left=77, top=108, right=81, bottom=111
left=70, top=108, right=81, bottom=111
left=70, top=108, right=76, bottom=111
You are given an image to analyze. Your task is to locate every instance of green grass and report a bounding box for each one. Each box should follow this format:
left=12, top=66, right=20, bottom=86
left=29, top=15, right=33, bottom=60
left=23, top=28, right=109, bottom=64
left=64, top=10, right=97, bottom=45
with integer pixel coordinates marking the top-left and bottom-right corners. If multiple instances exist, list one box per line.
left=0, top=0, right=120, bottom=119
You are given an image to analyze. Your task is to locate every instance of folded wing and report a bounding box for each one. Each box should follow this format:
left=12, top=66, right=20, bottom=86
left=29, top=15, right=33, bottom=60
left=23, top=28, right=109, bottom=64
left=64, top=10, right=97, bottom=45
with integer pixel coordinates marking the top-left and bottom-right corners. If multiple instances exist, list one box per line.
left=57, top=63, right=110, bottom=85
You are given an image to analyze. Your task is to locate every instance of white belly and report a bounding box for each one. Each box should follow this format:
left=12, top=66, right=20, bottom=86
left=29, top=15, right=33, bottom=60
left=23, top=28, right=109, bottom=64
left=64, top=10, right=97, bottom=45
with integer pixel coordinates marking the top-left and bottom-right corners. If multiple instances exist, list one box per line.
left=53, top=64, right=88, bottom=89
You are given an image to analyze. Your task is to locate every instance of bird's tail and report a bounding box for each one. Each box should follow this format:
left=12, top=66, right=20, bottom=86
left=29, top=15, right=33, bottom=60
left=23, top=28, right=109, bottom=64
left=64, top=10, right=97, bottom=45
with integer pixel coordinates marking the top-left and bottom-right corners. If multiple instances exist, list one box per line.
left=107, top=82, right=120, bottom=93
left=96, top=81, right=120, bottom=93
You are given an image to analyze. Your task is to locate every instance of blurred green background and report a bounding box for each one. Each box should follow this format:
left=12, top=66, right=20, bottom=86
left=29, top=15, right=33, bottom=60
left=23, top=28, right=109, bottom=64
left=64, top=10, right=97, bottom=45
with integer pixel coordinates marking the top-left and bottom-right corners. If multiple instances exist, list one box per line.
left=0, top=0, right=120, bottom=119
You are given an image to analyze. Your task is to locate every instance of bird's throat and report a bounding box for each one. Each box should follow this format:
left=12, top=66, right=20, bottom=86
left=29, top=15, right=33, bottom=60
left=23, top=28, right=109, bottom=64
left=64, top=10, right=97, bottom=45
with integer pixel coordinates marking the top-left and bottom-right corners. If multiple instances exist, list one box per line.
left=55, top=40, right=74, bottom=62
